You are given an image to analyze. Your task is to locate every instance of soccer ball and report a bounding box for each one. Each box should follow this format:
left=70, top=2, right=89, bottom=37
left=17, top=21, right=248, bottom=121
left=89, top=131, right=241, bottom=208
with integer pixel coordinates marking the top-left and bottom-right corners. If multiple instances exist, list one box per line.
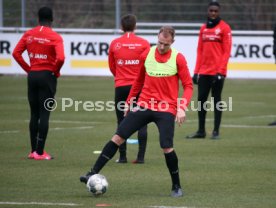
left=86, top=174, right=108, bottom=196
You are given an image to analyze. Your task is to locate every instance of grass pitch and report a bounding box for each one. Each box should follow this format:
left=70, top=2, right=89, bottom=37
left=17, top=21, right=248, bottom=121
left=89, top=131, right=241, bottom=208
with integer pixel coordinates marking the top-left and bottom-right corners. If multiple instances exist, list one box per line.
left=0, top=75, right=276, bottom=208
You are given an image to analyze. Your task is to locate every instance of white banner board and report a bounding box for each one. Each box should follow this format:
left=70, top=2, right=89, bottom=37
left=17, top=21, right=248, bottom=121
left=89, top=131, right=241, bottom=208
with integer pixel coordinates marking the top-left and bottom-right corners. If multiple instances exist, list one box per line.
left=1, top=32, right=275, bottom=78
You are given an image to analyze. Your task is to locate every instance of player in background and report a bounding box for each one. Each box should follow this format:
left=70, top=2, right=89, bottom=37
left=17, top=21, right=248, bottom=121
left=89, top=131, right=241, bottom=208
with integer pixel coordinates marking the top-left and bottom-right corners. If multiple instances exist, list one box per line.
left=273, top=23, right=276, bottom=64
left=268, top=23, right=276, bottom=126
left=80, top=26, right=193, bottom=197
left=186, top=1, right=232, bottom=139
left=109, top=14, right=150, bottom=164
left=12, top=7, right=65, bottom=160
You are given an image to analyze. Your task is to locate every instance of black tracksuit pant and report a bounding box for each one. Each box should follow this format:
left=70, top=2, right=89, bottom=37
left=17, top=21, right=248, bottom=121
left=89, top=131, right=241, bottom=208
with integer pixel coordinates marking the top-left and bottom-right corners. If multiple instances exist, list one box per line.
left=197, top=75, right=224, bottom=133
left=27, top=70, right=57, bottom=154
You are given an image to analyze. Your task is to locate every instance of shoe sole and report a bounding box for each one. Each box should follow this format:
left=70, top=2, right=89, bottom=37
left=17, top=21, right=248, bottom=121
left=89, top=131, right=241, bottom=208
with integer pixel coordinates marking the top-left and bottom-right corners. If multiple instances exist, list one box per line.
left=186, top=136, right=205, bottom=139
left=132, top=160, right=144, bottom=164
left=116, top=159, right=127, bottom=163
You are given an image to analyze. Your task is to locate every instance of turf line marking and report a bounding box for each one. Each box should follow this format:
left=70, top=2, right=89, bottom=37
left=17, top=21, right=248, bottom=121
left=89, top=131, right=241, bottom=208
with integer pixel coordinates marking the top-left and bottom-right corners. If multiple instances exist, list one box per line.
left=0, top=130, right=20, bottom=134
left=51, top=126, right=94, bottom=131
left=221, top=124, right=274, bottom=128
left=148, top=206, right=197, bottom=208
left=242, top=115, right=276, bottom=119
left=0, top=126, right=93, bottom=134
left=0, top=201, right=80, bottom=206
left=51, top=120, right=102, bottom=124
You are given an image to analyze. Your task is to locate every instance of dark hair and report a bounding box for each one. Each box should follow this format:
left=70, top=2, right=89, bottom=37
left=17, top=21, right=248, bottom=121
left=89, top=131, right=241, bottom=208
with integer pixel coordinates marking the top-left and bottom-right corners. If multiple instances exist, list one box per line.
left=159, top=26, right=175, bottom=40
left=38, top=7, right=53, bottom=22
left=121, top=14, right=136, bottom=32
left=208, top=1, right=220, bottom=8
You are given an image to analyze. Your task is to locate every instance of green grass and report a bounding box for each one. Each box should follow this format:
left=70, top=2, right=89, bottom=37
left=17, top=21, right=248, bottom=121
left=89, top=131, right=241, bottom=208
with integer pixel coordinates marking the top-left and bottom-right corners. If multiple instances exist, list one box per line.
left=0, top=75, right=276, bottom=208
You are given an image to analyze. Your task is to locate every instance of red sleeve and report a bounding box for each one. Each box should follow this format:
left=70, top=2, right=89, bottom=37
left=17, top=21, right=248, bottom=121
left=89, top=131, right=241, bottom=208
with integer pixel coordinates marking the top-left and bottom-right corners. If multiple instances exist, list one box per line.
left=12, top=33, right=31, bottom=73
left=177, top=53, right=193, bottom=110
left=108, top=41, right=116, bottom=76
left=126, top=65, right=146, bottom=104
left=126, top=49, right=149, bottom=103
left=218, top=24, right=232, bottom=75
left=54, top=36, right=65, bottom=77
left=194, top=26, right=204, bottom=74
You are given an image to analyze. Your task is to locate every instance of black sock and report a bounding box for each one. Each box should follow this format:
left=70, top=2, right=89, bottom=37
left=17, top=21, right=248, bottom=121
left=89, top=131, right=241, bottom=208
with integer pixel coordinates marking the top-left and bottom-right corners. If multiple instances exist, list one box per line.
left=118, top=142, right=126, bottom=160
left=92, top=140, right=119, bottom=173
left=164, top=150, right=181, bottom=188
left=137, top=126, right=147, bottom=160
left=36, top=137, right=45, bottom=155
left=198, top=107, right=206, bottom=133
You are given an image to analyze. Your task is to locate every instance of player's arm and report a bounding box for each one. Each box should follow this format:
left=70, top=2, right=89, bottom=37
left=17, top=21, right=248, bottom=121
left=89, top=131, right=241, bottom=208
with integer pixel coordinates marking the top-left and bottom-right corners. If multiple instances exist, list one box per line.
left=176, top=53, right=193, bottom=125
left=126, top=64, right=146, bottom=102
left=273, top=24, right=276, bottom=62
left=218, top=24, right=232, bottom=75
left=54, top=36, right=65, bottom=77
left=108, top=42, right=116, bottom=76
left=194, top=27, right=204, bottom=74
left=12, top=33, right=31, bottom=73
left=124, top=55, right=147, bottom=116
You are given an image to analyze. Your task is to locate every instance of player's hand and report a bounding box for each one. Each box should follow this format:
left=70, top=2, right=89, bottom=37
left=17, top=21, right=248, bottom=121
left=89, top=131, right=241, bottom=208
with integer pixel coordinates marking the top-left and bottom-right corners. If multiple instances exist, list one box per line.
left=175, top=108, right=186, bottom=126
left=192, top=74, right=199, bottom=85
left=123, top=103, right=130, bottom=117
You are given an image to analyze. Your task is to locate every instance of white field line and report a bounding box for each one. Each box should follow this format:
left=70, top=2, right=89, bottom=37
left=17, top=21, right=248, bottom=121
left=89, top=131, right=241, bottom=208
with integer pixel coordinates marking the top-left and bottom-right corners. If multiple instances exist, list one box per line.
left=50, top=120, right=102, bottom=124
left=221, top=124, right=275, bottom=128
left=242, top=115, right=276, bottom=119
left=0, top=126, right=94, bottom=134
left=148, top=206, right=198, bottom=208
left=0, top=130, right=20, bottom=134
left=0, top=201, right=80, bottom=206
left=1, top=115, right=275, bottom=134
left=186, top=114, right=276, bottom=123
left=51, top=126, right=94, bottom=131
left=23, top=120, right=102, bottom=124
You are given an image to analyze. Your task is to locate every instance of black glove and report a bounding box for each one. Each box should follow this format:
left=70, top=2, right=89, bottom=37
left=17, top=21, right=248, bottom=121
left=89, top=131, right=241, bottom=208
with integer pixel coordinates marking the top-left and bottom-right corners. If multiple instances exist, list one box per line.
left=192, top=74, right=199, bottom=85
left=213, top=73, right=225, bottom=83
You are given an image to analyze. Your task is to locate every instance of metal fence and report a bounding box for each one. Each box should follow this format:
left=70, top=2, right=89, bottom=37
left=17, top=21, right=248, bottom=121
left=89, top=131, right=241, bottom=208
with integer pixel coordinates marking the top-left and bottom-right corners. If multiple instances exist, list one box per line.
left=1, top=0, right=276, bottom=30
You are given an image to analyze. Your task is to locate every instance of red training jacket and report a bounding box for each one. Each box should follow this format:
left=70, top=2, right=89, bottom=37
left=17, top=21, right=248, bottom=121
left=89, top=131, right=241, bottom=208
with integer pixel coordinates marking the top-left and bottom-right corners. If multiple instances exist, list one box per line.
left=126, top=47, right=193, bottom=115
left=194, top=20, right=232, bottom=76
left=108, top=32, right=150, bottom=87
left=12, top=25, right=65, bottom=77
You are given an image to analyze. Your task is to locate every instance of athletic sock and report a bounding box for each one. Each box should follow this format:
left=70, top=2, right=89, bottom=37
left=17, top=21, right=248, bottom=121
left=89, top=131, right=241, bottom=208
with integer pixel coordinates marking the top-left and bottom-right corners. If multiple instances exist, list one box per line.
left=36, top=137, right=45, bottom=155
left=92, top=140, right=119, bottom=173
left=137, top=126, right=147, bottom=160
left=118, top=142, right=127, bottom=160
left=164, top=150, right=181, bottom=187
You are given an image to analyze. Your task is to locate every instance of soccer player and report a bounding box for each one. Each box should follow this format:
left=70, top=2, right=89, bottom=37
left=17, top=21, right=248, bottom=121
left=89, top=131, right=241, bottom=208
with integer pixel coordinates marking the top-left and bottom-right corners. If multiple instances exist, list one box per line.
left=12, top=7, right=65, bottom=160
left=273, top=23, right=276, bottom=64
left=80, top=26, right=193, bottom=197
left=186, top=1, right=232, bottom=139
left=268, top=24, right=276, bottom=126
left=109, top=14, right=150, bottom=164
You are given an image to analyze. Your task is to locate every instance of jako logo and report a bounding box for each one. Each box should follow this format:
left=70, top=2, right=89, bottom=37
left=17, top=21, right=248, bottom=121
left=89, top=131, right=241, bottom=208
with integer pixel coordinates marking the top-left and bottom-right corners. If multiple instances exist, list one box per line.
left=125, top=60, right=139, bottom=65
left=34, top=53, right=47, bottom=59
left=117, top=59, right=124, bottom=65
left=117, top=59, right=140, bottom=66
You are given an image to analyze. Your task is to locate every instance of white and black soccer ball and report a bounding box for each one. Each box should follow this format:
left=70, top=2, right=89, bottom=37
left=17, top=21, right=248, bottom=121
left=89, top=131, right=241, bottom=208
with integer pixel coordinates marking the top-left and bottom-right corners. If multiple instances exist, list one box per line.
left=86, top=174, right=108, bottom=196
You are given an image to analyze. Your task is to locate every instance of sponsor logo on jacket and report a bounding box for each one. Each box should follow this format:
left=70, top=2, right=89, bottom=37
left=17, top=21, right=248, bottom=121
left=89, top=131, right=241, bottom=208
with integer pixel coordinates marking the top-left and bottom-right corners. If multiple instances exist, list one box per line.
left=117, top=59, right=139, bottom=66
left=29, top=53, right=47, bottom=59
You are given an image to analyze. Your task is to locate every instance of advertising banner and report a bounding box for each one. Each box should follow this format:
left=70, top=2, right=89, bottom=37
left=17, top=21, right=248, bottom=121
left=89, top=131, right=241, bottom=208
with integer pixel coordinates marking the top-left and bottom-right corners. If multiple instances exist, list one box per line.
left=1, top=32, right=275, bottom=78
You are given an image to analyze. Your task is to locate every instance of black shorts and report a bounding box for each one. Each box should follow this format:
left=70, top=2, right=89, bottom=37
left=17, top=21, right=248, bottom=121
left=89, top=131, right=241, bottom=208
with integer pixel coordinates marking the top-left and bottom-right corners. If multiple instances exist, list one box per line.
left=116, top=107, right=175, bottom=148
